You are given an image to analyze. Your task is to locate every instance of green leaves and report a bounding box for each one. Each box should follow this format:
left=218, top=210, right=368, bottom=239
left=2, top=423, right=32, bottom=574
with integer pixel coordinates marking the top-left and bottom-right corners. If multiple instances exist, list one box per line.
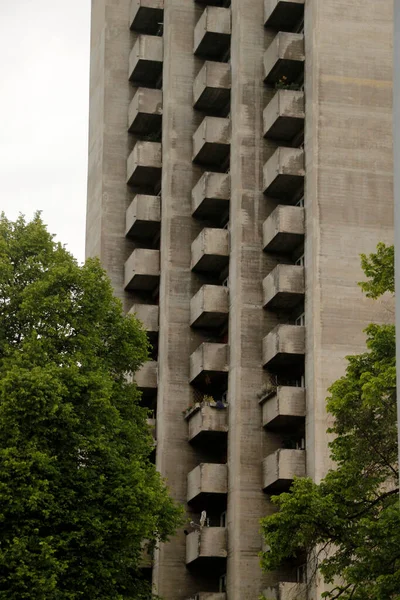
left=0, top=214, right=182, bottom=599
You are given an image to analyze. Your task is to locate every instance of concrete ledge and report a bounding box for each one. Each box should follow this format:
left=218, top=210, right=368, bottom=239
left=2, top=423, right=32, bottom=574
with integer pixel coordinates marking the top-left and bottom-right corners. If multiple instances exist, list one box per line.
left=124, top=248, right=160, bottom=291
left=186, top=403, right=228, bottom=444
left=187, top=463, right=228, bottom=503
left=193, top=61, right=231, bottom=114
left=264, top=0, right=304, bottom=32
left=130, top=0, right=164, bottom=34
left=263, top=147, right=304, bottom=199
left=128, top=304, right=159, bottom=335
left=127, top=141, right=162, bottom=189
left=193, top=117, right=230, bottom=167
left=260, top=386, right=305, bottom=430
left=186, top=528, right=227, bottom=565
left=264, top=90, right=304, bottom=142
left=194, top=7, right=231, bottom=60
left=192, top=172, right=230, bottom=223
left=128, top=35, right=163, bottom=87
left=191, top=228, right=229, bottom=273
left=128, top=88, right=162, bottom=136
left=262, top=324, right=305, bottom=368
left=263, top=582, right=307, bottom=600
left=262, top=448, right=306, bottom=493
left=264, top=32, right=304, bottom=84
left=263, top=205, right=305, bottom=253
left=190, top=285, right=229, bottom=328
left=135, top=360, right=158, bottom=391
left=263, top=264, right=304, bottom=310
left=190, top=343, right=229, bottom=385
left=125, top=194, right=161, bottom=239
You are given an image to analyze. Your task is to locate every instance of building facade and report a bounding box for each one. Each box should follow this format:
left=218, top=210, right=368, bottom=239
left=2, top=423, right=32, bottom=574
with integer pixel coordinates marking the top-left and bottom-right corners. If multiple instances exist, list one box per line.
left=86, top=1, right=394, bottom=598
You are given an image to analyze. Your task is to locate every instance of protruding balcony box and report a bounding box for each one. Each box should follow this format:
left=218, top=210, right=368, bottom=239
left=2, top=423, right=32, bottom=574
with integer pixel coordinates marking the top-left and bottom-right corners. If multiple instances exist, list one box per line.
left=263, top=264, right=304, bottom=310
left=263, top=582, right=307, bottom=600
left=190, top=343, right=229, bottom=386
left=128, top=88, right=162, bottom=136
left=128, top=304, right=159, bottom=336
left=263, top=206, right=304, bottom=253
left=135, top=360, right=158, bottom=392
left=127, top=142, right=162, bottom=188
left=194, top=7, right=231, bottom=60
left=260, top=386, right=306, bottom=430
left=146, top=417, right=157, bottom=441
left=130, top=0, right=164, bottom=35
left=264, top=32, right=304, bottom=85
left=264, top=90, right=304, bottom=142
left=126, top=195, right=161, bottom=240
left=263, top=448, right=306, bottom=493
left=263, top=324, right=305, bottom=368
left=124, top=249, right=160, bottom=291
left=193, top=61, right=231, bottom=114
left=186, top=528, right=227, bottom=565
left=185, top=402, right=228, bottom=444
left=192, top=173, right=230, bottom=223
left=191, top=228, right=229, bottom=273
left=263, top=147, right=304, bottom=199
left=264, top=0, right=305, bottom=32
left=187, top=463, right=228, bottom=504
left=190, top=285, right=229, bottom=328
left=128, top=35, right=163, bottom=87
left=193, top=117, right=230, bottom=167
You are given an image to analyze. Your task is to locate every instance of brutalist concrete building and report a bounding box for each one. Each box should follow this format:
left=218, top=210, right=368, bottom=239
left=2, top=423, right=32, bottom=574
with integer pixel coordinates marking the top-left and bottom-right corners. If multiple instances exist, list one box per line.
left=86, top=1, right=393, bottom=598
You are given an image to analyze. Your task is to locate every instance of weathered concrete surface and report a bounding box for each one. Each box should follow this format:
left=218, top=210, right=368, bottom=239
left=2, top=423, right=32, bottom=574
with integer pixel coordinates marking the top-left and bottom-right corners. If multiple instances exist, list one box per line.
left=128, top=303, right=159, bottom=334
left=264, top=0, right=304, bottom=31
left=262, top=449, right=306, bottom=493
left=128, top=87, right=162, bottom=135
left=124, top=248, right=160, bottom=291
left=128, top=35, right=163, bottom=87
left=186, top=528, right=227, bottom=565
left=186, top=404, right=228, bottom=444
left=190, top=285, right=229, bottom=329
left=125, top=194, right=161, bottom=239
left=263, top=147, right=305, bottom=199
left=260, top=386, right=306, bottom=430
left=193, top=61, right=231, bottom=114
left=192, top=172, right=230, bottom=223
left=191, top=228, right=229, bottom=273
left=130, top=0, right=164, bottom=35
left=264, top=32, right=305, bottom=84
left=263, top=90, right=304, bottom=142
left=263, top=324, right=305, bottom=368
left=187, top=463, right=228, bottom=503
left=263, top=264, right=304, bottom=310
left=192, top=116, right=231, bottom=167
left=263, top=205, right=305, bottom=253
left=194, top=7, right=231, bottom=60
left=190, top=343, right=229, bottom=384
left=126, top=141, right=162, bottom=188
left=263, top=582, right=307, bottom=600
left=135, top=360, right=158, bottom=391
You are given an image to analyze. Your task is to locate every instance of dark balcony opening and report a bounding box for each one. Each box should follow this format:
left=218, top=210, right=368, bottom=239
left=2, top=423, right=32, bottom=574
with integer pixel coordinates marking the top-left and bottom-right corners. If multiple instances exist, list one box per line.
left=188, top=486, right=228, bottom=515
left=264, top=2, right=305, bottom=33
left=139, top=389, right=157, bottom=413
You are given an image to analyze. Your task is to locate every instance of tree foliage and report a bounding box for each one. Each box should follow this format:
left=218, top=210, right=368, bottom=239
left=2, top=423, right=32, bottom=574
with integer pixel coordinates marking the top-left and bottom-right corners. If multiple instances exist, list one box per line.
left=260, top=244, right=399, bottom=600
left=0, top=214, right=182, bottom=599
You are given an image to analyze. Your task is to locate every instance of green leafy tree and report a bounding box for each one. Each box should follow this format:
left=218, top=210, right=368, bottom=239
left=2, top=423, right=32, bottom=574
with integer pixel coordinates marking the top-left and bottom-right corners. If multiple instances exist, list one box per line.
left=0, top=214, right=182, bottom=600
left=260, top=244, right=399, bottom=600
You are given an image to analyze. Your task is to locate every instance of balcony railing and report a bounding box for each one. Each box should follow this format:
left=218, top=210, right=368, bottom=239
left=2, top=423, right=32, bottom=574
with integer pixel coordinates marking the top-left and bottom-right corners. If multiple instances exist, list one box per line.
left=263, top=147, right=304, bottom=200
left=186, top=527, right=227, bottom=565
left=185, top=401, right=228, bottom=444
left=262, top=448, right=306, bottom=493
left=190, top=285, right=229, bottom=329
left=264, top=90, right=304, bottom=142
left=193, top=61, right=231, bottom=114
left=125, top=194, right=161, bottom=240
left=264, top=32, right=304, bottom=85
left=128, top=88, right=162, bottom=137
left=263, top=205, right=305, bottom=253
left=263, top=582, right=307, bottom=600
left=128, top=35, right=163, bottom=87
left=130, top=0, right=164, bottom=35
left=127, top=141, right=162, bottom=190
left=263, top=264, right=304, bottom=310
left=193, top=117, right=230, bottom=168
left=128, top=304, right=159, bottom=337
left=135, top=360, right=158, bottom=392
left=192, top=172, right=230, bottom=224
left=124, top=248, right=160, bottom=291
left=263, top=324, right=305, bottom=368
left=264, top=0, right=305, bottom=32
left=190, top=343, right=229, bottom=387
left=191, top=228, right=229, bottom=274
left=187, top=463, right=228, bottom=504
left=259, top=386, right=305, bottom=430
left=194, top=7, right=231, bottom=60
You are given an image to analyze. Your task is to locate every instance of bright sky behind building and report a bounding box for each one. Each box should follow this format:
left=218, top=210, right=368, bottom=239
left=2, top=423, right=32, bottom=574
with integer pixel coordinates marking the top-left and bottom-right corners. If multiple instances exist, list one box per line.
left=0, top=0, right=91, bottom=263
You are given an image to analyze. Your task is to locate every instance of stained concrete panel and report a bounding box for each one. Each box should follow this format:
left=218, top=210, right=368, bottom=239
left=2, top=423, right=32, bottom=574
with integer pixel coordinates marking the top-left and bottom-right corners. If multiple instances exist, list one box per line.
left=263, top=90, right=304, bottom=142
left=262, top=448, right=306, bottom=493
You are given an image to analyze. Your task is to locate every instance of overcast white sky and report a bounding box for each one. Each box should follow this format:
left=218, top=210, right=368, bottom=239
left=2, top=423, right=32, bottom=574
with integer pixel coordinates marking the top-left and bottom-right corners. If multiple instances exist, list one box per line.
left=0, top=0, right=91, bottom=263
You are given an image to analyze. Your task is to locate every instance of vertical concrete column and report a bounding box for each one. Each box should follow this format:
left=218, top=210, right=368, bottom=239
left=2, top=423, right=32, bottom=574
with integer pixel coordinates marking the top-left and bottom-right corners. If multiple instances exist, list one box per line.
left=227, top=1, right=276, bottom=597
left=86, top=0, right=132, bottom=306
left=153, top=1, right=203, bottom=598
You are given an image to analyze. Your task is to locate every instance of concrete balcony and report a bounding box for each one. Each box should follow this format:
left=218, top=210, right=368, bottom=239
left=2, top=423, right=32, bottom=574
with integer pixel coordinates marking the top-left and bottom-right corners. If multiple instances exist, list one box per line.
left=260, top=386, right=306, bottom=430
left=147, top=417, right=157, bottom=441
left=192, top=172, right=230, bottom=223
left=194, top=7, right=231, bottom=60
left=128, top=88, right=162, bottom=137
left=190, top=285, right=229, bottom=329
left=264, top=0, right=305, bottom=32
left=191, top=228, right=229, bottom=274
left=263, top=583, right=307, bottom=600
left=263, top=205, right=305, bottom=253
left=127, top=141, right=162, bottom=189
left=186, top=402, right=228, bottom=444
left=263, top=448, right=306, bottom=493
left=128, top=35, right=163, bottom=87
left=187, top=463, right=228, bottom=504
left=124, top=248, right=160, bottom=291
left=263, top=324, right=305, bottom=369
left=128, top=304, right=159, bottom=337
left=190, top=343, right=229, bottom=387
left=263, top=147, right=305, bottom=200
left=130, top=0, right=163, bottom=34
left=263, top=264, right=304, bottom=310
left=193, top=61, right=231, bottom=114
left=264, top=90, right=304, bottom=142
left=193, top=117, right=230, bottom=168
left=264, top=32, right=304, bottom=85
left=125, top=195, right=161, bottom=240
left=135, top=360, right=158, bottom=392
left=186, top=528, right=227, bottom=565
